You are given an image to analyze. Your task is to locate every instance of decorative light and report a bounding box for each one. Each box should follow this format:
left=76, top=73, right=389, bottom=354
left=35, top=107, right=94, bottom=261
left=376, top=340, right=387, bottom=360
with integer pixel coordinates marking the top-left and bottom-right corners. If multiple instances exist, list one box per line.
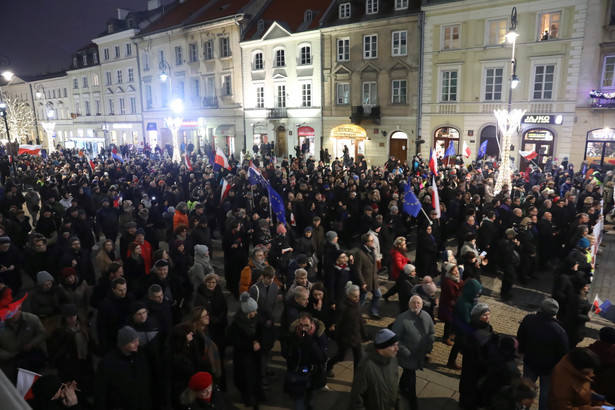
left=1, top=71, right=14, bottom=82
left=159, top=72, right=168, bottom=83
left=511, top=74, right=520, bottom=89
left=590, top=90, right=615, bottom=100
left=493, top=108, right=525, bottom=196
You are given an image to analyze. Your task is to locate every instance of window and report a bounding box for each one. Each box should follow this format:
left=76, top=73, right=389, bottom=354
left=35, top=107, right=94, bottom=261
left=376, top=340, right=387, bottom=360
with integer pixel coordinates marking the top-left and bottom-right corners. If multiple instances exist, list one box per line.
left=395, top=0, right=408, bottom=10
left=363, top=34, right=378, bottom=58
left=441, top=70, right=458, bottom=101
left=487, top=19, right=507, bottom=45
left=484, top=67, right=503, bottom=101
left=103, top=48, right=110, bottom=60
left=222, top=75, right=232, bottom=96
left=125, top=43, right=132, bottom=56
left=85, top=100, right=91, bottom=115
left=189, top=43, right=198, bottom=62
left=366, top=0, right=378, bottom=14
left=177, top=80, right=185, bottom=100
left=533, top=64, right=555, bottom=100
left=205, top=76, right=216, bottom=98
left=204, top=40, right=214, bottom=60
left=130, top=97, right=137, bottom=114
left=302, top=83, right=312, bottom=107
left=158, top=50, right=165, bottom=64
left=82, top=76, right=88, bottom=88
left=192, top=78, right=200, bottom=98
left=392, top=31, right=407, bottom=56
left=254, top=52, right=264, bottom=70
left=63, top=88, right=67, bottom=98
left=143, top=50, right=150, bottom=70
left=275, top=49, right=286, bottom=67
left=276, top=84, right=286, bottom=107
left=220, top=37, right=231, bottom=57
left=128, top=68, right=134, bottom=82
left=73, top=78, right=78, bottom=89
left=538, top=12, right=560, bottom=41
left=108, top=99, right=115, bottom=114
left=442, top=25, right=460, bottom=50
left=175, top=46, right=183, bottom=65
left=337, top=38, right=350, bottom=61
left=257, top=20, right=265, bottom=32
left=304, top=10, right=312, bottom=23
left=114, top=45, right=120, bottom=58
left=336, top=83, right=350, bottom=105
left=95, top=99, right=101, bottom=115
left=92, top=74, right=99, bottom=86
left=392, top=80, right=407, bottom=103
left=82, top=55, right=88, bottom=65
left=362, top=82, right=377, bottom=105
left=105, top=71, right=112, bottom=85
left=300, top=46, right=311, bottom=65
left=116, top=70, right=123, bottom=84
left=601, top=55, right=615, bottom=88
left=92, top=52, right=98, bottom=64
left=256, top=86, right=264, bottom=108
left=119, top=98, right=126, bottom=114
left=339, top=3, right=351, bottom=19
left=145, top=85, right=153, bottom=109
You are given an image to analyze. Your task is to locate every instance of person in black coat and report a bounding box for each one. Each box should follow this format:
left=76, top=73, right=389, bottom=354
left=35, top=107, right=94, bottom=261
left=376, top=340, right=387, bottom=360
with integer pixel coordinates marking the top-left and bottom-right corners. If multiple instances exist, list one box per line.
left=561, top=274, right=592, bottom=348
left=193, top=273, right=228, bottom=358
left=94, top=326, right=151, bottom=410
left=323, top=250, right=350, bottom=309
left=415, top=224, right=438, bottom=278
left=222, top=219, right=247, bottom=299
left=96, top=277, right=135, bottom=354
left=496, top=229, right=520, bottom=301
left=60, top=237, right=95, bottom=285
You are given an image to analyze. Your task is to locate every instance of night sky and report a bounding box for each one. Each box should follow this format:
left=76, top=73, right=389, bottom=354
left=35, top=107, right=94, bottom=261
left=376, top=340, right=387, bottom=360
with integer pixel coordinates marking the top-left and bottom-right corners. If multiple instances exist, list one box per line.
left=0, top=0, right=172, bottom=77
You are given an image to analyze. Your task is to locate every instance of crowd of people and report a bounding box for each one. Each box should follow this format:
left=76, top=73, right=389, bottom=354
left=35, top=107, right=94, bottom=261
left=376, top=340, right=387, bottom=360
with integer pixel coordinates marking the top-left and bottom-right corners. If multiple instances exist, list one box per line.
left=0, top=145, right=613, bottom=409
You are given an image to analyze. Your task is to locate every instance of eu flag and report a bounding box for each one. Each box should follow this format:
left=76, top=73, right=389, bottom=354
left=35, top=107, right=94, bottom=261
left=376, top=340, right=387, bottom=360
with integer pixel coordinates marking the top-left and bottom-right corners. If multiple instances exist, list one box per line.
left=402, top=188, right=421, bottom=218
left=477, top=140, right=488, bottom=159
left=444, top=141, right=456, bottom=158
left=248, top=165, right=267, bottom=186
left=267, top=185, right=286, bottom=225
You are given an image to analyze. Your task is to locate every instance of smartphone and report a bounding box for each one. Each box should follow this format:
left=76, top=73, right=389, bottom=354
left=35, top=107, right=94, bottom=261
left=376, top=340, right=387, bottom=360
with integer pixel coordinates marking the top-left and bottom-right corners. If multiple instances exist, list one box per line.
left=479, top=251, right=487, bottom=258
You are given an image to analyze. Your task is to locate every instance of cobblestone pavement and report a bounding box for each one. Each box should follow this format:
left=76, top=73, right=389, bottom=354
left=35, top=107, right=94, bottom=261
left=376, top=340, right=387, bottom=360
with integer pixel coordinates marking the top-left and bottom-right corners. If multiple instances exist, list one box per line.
left=210, top=230, right=615, bottom=409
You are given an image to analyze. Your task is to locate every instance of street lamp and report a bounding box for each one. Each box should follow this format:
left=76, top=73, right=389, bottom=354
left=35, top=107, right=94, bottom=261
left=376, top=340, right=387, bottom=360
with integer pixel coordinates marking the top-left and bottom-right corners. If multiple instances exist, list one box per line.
left=166, top=98, right=183, bottom=163
left=41, top=102, right=56, bottom=152
left=32, top=83, right=56, bottom=151
left=0, top=69, right=14, bottom=146
left=494, top=6, right=525, bottom=196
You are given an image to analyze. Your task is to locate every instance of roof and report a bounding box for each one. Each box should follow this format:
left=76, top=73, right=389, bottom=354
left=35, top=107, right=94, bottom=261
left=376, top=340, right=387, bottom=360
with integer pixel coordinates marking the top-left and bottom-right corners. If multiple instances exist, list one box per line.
left=137, top=0, right=253, bottom=37
left=321, top=0, right=420, bottom=28
left=422, top=0, right=465, bottom=6
left=243, top=0, right=333, bottom=41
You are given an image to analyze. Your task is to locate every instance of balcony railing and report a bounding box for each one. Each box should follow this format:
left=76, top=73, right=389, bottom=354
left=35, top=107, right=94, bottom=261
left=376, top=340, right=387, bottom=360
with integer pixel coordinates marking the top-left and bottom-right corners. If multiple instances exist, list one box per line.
left=267, top=107, right=287, bottom=118
left=350, top=105, right=380, bottom=124
left=591, top=98, right=615, bottom=109
left=202, top=96, right=218, bottom=108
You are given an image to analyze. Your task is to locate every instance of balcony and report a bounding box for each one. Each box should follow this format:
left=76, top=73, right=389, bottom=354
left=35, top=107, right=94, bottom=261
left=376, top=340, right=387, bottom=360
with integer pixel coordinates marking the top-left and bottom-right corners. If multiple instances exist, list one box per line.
left=202, top=96, right=218, bottom=108
left=267, top=107, right=287, bottom=119
left=350, top=105, right=380, bottom=125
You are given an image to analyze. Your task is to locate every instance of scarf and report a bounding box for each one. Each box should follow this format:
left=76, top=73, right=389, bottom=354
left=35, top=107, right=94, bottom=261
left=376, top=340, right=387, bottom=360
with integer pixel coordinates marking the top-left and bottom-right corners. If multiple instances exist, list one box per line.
left=445, top=270, right=461, bottom=283
left=233, top=310, right=257, bottom=337
left=253, top=259, right=267, bottom=270
left=296, top=321, right=316, bottom=338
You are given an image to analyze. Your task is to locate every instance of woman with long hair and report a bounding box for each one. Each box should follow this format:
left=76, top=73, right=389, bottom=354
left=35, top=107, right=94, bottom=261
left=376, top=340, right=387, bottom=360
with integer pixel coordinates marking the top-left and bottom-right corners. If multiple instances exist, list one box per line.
left=94, top=239, right=118, bottom=275
left=188, top=306, right=222, bottom=384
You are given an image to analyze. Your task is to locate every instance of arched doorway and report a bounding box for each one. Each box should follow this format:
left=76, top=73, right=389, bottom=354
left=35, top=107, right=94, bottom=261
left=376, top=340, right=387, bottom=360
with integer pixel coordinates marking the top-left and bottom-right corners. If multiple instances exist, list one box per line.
left=520, top=128, right=555, bottom=170
left=479, top=125, right=499, bottom=159
left=389, top=131, right=408, bottom=162
left=433, top=127, right=459, bottom=165
left=275, top=125, right=287, bottom=157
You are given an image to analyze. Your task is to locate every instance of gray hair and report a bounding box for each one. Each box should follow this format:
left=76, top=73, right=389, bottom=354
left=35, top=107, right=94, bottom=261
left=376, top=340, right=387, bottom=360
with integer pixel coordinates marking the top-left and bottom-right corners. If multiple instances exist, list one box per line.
left=294, top=286, right=309, bottom=298
left=345, top=281, right=360, bottom=295
left=409, top=295, right=423, bottom=305
left=294, top=268, right=308, bottom=279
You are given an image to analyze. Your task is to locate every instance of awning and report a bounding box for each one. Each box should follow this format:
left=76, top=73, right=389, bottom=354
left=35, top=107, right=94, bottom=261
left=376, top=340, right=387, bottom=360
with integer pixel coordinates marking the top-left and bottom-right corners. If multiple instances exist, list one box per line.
left=298, top=126, right=315, bottom=137
left=330, top=124, right=367, bottom=138
left=146, top=122, right=157, bottom=131
left=215, top=124, right=236, bottom=137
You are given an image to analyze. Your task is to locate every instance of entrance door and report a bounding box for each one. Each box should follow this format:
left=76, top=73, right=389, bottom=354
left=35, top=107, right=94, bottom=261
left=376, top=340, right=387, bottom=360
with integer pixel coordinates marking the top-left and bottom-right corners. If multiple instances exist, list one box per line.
left=521, top=129, right=554, bottom=170
left=479, top=125, right=499, bottom=159
left=390, top=139, right=406, bottom=161
left=276, top=126, right=287, bottom=157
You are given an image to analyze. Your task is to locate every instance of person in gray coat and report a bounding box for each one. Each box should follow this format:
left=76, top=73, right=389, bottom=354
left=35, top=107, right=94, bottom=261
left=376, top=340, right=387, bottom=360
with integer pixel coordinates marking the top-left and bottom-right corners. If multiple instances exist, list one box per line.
left=392, top=295, right=435, bottom=410
left=354, top=233, right=381, bottom=319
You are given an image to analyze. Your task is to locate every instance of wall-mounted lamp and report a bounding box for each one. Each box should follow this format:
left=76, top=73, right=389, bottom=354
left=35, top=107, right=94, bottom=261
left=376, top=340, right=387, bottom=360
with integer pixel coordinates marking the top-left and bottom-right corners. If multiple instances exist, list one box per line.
left=381, top=130, right=387, bottom=137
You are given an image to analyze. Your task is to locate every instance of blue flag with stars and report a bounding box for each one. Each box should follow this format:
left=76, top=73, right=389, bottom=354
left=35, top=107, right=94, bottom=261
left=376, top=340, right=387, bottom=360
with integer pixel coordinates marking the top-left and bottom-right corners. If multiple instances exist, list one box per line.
left=477, top=140, right=488, bottom=159
left=248, top=164, right=268, bottom=186
left=402, top=187, right=421, bottom=218
left=267, top=185, right=286, bottom=225
left=444, top=141, right=456, bottom=158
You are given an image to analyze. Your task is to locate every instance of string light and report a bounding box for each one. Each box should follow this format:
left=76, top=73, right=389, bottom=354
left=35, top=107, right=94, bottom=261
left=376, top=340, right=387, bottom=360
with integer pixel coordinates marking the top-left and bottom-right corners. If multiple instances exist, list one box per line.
left=589, top=90, right=615, bottom=100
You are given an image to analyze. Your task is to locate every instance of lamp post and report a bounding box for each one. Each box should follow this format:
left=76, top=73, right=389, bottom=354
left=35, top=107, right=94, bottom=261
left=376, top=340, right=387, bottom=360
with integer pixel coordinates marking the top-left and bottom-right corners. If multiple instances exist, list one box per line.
left=494, top=6, right=525, bottom=196
left=41, top=103, right=56, bottom=152
left=159, top=60, right=183, bottom=162
left=32, top=83, right=56, bottom=152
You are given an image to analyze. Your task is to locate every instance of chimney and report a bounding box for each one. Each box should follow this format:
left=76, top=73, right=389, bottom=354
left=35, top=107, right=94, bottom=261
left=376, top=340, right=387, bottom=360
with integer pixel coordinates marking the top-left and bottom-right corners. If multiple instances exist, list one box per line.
left=147, top=0, right=161, bottom=10
left=117, top=8, right=129, bottom=20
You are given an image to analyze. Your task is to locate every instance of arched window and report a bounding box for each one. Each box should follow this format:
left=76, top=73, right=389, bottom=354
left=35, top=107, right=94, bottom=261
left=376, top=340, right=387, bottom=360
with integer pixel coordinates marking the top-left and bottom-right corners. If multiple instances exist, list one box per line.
left=253, top=51, right=263, bottom=70
left=299, top=45, right=311, bottom=65
left=274, top=48, right=285, bottom=67
left=304, top=10, right=312, bottom=23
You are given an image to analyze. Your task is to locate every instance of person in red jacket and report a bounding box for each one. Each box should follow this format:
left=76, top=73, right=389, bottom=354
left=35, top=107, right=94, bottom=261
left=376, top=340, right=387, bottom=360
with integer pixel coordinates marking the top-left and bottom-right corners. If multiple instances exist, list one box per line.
left=383, top=237, right=411, bottom=302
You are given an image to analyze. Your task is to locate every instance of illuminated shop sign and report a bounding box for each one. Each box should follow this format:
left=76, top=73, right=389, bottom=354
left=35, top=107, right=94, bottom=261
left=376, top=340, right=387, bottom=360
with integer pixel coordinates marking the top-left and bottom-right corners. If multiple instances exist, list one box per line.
left=521, top=115, right=563, bottom=125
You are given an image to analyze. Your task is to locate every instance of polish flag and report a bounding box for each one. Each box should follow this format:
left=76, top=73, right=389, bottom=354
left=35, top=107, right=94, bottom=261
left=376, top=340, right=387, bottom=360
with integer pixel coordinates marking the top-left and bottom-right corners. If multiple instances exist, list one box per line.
left=220, top=179, right=232, bottom=204
left=184, top=154, right=193, bottom=171
left=431, top=175, right=441, bottom=219
left=519, top=150, right=538, bottom=161
left=462, top=141, right=471, bottom=158
left=18, top=145, right=43, bottom=156
left=214, top=148, right=231, bottom=171
left=429, top=148, right=438, bottom=176
left=86, top=155, right=96, bottom=172
left=593, top=295, right=603, bottom=313
left=17, top=368, right=41, bottom=399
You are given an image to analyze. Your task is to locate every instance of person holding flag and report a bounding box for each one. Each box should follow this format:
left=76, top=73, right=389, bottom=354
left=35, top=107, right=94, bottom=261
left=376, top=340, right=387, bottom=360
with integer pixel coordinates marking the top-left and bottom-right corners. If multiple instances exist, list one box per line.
left=444, top=141, right=456, bottom=158
left=214, top=147, right=231, bottom=171
left=429, top=148, right=439, bottom=176
left=462, top=141, right=471, bottom=158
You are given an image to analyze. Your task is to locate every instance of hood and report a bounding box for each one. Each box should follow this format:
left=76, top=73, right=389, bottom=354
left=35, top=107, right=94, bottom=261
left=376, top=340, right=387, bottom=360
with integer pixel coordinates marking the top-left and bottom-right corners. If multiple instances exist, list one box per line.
left=460, top=278, right=482, bottom=301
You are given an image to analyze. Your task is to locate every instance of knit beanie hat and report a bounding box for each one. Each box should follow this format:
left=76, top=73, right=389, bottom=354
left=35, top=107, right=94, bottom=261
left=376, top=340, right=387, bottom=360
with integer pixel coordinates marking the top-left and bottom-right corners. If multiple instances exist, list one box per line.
left=539, top=298, right=559, bottom=316
left=422, top=277, right=437, bottom=295
left=194, top=244, right=208, bottom=256
left=578, top=237, right=590, bottom=249
left=240, top=292, right=258, bottom=313
left=61, top=267, right=78, bottom=278
left=373, top=329, right=398, bottom=349
left=129, top=301, right=147, bottom=317
left=37, top=271, right=54, bottom=285
left=189, top=372, right=213, bottom=391
left=326, top=231, right=338, bottom=241
left=443, top=262, right=456, bottom=276
left=471, top=302, right=490, bottom=318
left=403, top=264, right=416, bottom=275
left=117, top=325, right=139, bottom=346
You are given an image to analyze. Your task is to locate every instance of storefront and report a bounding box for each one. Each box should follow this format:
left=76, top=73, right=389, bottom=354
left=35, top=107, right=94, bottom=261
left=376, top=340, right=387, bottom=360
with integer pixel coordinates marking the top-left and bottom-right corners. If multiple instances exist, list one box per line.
left=298, top=126, right=315, bottom=156
left=330, top=124, right=366, bottom=159
left=584, top=128, right=615, bottom=166
left=519, top=114, right=562, bottom=169
left=65, top=137, right=106, bottom=155
left=215, top=124, right=236, bottom=156
left=479, top=125, right=499, bottom=158
left=433, top=127, right=459, bottom=165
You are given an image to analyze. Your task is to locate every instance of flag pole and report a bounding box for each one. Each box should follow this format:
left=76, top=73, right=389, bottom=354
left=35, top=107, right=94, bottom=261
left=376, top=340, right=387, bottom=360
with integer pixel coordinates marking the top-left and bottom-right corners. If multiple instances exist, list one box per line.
left=420, top=207, right=433, bottom=225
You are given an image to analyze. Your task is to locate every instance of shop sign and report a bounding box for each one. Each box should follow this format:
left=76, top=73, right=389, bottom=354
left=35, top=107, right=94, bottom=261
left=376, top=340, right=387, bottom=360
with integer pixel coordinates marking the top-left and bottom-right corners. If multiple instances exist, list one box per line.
left=298, top=126, right=315, bottom=136
left=522, top=115, right=563, bottom=125
left=525, top=130, right=553, bottom=141
left=330, top=124, right=367, bottom=138
left=587, top=128, right=615, bottom=141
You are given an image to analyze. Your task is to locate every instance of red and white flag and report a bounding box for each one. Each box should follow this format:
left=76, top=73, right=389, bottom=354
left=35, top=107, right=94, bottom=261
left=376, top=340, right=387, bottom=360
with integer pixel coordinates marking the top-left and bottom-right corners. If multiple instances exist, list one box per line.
left=184, top=154, right=193, bottom=171
left=220, top=179, right=232, bottom=204
left=17, top=368, right=41, bottom=399
left=593, top=295, right=603, bottom=313
left=429, top=148, right=438, bottom=176
left=18, top=145, right=42, bottom=156
left=431, top=175, right=441, bottom=219
left=214, top=148, right=231, bottom=171
left=86, top=155, right=96, bottom=172
left=462, top=141, right=471, bottom=158
left=519, top=149, right=538, bottom=161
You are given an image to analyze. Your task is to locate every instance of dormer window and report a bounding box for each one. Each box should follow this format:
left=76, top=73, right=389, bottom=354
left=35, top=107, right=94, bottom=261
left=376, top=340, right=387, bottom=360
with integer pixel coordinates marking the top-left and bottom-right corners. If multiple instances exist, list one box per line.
left=304, top=10, right=312, bottom=23
left=339, top=3, right=351, bottom=19
left=366, top=0, right=378, bottom=15
left=395, top=0, right=409, bottom=9
left=257, top=19, right=264, bottom=32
